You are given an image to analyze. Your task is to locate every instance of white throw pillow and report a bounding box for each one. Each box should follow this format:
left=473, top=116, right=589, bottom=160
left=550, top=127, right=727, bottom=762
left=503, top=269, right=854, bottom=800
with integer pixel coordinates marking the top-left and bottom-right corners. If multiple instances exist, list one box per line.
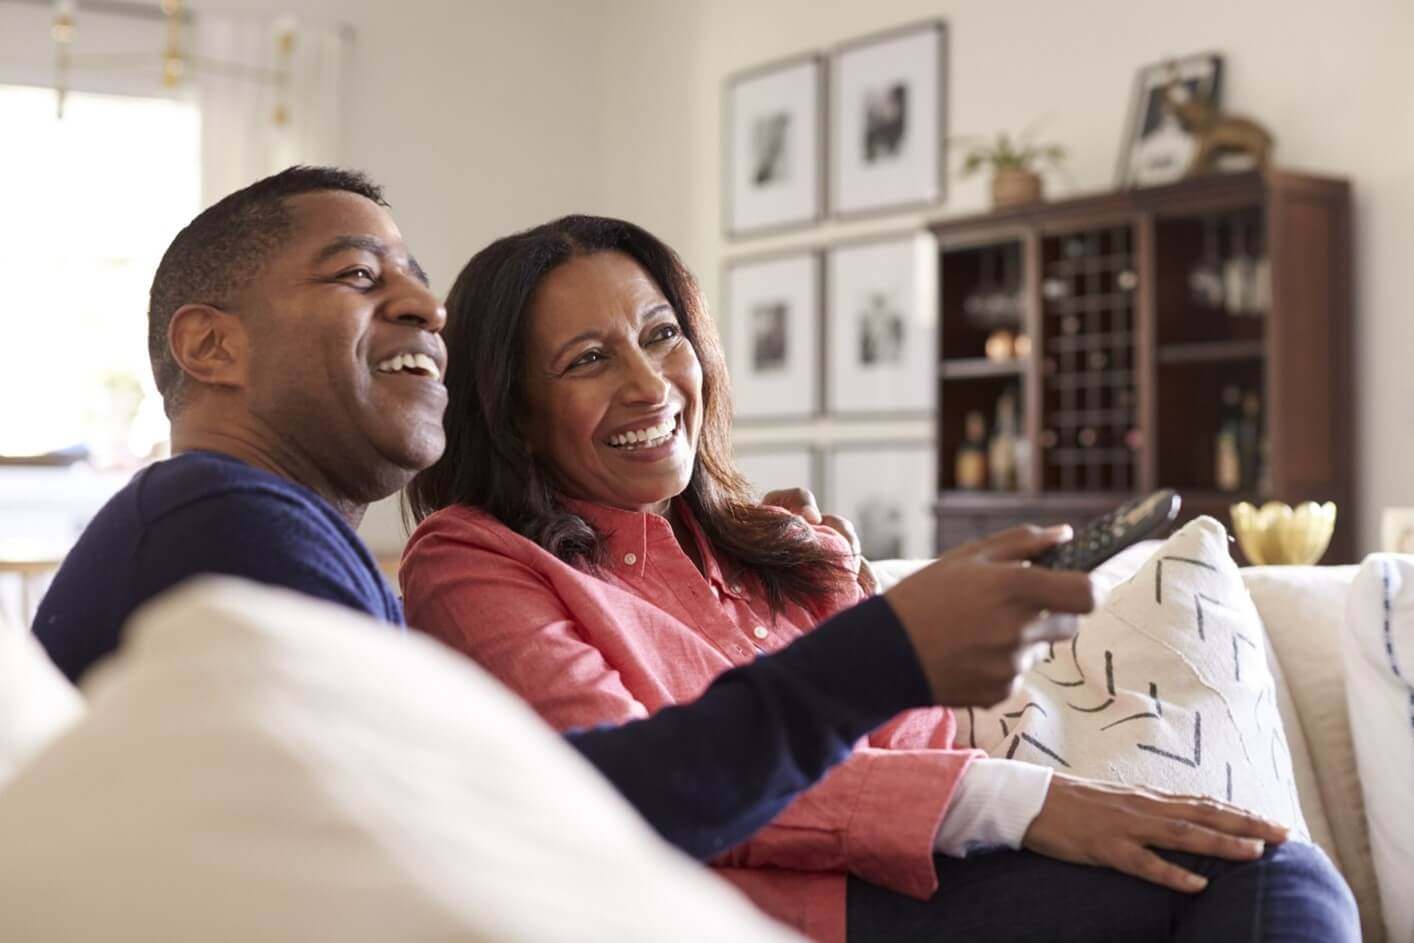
left=958, top=517, right=1310, bottom=836
left=0, top=578, right=801, bottom=942
left=1343, top=555, right=1414, bottom=942
left=0, top=616, right=83, bottom=789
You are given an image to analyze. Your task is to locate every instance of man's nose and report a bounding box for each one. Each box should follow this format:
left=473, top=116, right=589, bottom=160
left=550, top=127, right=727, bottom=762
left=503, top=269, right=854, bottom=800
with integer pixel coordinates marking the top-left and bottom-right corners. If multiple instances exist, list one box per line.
left=386, top=273, right=447, bottom=332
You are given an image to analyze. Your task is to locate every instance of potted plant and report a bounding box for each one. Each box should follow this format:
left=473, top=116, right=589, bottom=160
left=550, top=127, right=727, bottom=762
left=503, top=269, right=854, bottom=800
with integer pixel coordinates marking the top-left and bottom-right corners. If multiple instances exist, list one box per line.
left=958, top=131, right=1065, bottom=208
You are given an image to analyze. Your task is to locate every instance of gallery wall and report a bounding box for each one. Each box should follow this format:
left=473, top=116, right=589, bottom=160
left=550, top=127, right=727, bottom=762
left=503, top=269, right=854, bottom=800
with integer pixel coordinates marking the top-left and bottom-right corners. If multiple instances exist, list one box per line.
left=585, top=0, right=1414, bottom=555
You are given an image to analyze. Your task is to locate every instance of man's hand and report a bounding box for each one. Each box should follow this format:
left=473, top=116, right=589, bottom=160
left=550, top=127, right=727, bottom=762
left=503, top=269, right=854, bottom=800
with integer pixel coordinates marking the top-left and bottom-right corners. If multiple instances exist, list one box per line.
left=1023, top=773, right=1290, bottom=892
left=883, top=525, right=1095, bottom=707
left=762, top=487, right=878, bottom=595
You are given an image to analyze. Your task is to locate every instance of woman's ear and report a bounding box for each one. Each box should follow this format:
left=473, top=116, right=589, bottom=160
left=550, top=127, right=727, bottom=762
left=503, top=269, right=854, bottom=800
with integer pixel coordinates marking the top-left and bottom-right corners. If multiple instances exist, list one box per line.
left=168, top=304, right=250, bottom=391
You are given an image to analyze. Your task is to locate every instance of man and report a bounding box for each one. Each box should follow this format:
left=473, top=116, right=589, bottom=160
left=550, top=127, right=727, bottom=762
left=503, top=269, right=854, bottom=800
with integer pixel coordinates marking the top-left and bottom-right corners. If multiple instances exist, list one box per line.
left=35, top=167, right=1093, bottom=861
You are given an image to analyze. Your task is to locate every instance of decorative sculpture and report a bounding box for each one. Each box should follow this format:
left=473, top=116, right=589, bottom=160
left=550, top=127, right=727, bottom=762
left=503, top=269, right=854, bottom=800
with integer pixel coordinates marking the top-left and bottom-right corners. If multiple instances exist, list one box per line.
left=1160, top=68, right=1275, bottom=176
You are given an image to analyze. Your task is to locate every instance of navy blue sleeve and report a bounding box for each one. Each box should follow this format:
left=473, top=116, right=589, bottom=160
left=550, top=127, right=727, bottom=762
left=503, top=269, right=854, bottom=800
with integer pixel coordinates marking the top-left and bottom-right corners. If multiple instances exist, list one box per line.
left=565, top=595, right=931, bottom=861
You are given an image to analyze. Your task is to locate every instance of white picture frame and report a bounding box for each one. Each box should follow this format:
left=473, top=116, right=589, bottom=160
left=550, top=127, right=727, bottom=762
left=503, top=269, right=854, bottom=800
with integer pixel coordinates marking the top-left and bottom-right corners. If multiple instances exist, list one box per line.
left=734, top=445, right=817, bottom=500
left=1116, top=52, right=1223, bottom=188
left=725, top=251, right=821, bottom=421
left=829, top=21, right=946, bottom=217
left=825, top=232, right=938, bottom=416
left=724, top=54, right=824, bottom=237
left=827, top=443, right=936, bottom=561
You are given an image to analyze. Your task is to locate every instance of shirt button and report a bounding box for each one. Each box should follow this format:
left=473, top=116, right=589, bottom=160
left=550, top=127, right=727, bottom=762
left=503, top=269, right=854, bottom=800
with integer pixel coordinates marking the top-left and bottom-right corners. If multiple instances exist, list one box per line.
left=753, top=625, right=769, bottom=640
left=623, top=552, right=638, bottom=566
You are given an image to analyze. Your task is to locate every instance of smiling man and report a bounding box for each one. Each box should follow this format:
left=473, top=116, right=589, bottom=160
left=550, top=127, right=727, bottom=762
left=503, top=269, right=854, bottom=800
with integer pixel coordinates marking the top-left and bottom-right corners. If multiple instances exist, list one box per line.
left=35, top=169, right=443, bottom=672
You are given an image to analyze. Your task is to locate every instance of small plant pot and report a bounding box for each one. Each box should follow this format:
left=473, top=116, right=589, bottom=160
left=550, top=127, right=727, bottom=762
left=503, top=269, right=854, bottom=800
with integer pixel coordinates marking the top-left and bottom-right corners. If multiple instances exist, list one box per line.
left=991, top=168, right=1043, bottom=207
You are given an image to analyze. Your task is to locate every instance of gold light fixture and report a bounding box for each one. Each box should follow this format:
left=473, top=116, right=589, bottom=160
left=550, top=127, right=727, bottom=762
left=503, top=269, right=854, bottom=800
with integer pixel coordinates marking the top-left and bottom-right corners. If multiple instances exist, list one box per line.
left=51, top=0, right=295, bottom=125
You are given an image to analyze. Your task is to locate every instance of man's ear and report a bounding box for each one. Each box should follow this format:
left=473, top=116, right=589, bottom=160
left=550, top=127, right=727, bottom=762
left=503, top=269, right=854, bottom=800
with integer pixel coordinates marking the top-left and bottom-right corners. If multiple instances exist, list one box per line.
left=168, top=304, right=249, bottom=390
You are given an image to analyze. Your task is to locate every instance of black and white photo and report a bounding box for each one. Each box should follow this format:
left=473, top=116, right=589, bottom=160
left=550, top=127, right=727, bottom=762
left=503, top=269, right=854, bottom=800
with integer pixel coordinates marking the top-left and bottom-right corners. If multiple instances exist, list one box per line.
left=828, top=444, right=935, bottom=560
left=726, top=252, right=821, bottom=420
left=1116, top=53, right=1223, bottom=187
left=826, top=233, right=937, bottom=415
left=725, top=55, right=823, bottom=236
left=830, top=21, right=946, bottom=216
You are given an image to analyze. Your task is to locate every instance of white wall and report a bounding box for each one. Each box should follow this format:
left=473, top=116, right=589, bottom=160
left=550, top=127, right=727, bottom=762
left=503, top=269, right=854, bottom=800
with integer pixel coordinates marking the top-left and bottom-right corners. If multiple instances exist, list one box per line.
left=586, top=0, right=1414, bottom=555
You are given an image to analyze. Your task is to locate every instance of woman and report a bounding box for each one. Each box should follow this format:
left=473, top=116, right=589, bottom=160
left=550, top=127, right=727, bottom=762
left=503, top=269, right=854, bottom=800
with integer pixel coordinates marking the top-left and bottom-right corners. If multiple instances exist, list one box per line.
left=401, top=215, right=1356, bottom=943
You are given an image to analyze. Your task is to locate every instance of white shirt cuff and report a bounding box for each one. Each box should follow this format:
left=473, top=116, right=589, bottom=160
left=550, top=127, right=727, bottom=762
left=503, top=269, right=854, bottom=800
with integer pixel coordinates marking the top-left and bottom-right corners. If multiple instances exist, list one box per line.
left=933, top=758, right=1053, bottom=857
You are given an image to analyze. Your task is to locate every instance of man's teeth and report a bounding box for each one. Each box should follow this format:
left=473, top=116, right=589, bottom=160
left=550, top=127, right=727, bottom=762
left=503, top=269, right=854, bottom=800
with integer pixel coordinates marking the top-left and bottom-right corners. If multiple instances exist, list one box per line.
left=608, top=418, right=676, bottom=449
left=375, top=352, right=442, bottom=381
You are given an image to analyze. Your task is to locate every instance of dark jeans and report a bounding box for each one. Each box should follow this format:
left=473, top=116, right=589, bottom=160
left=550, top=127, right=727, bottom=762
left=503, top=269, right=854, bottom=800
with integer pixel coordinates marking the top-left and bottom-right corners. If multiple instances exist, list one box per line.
left=846, top=842, right=1358, bottom=943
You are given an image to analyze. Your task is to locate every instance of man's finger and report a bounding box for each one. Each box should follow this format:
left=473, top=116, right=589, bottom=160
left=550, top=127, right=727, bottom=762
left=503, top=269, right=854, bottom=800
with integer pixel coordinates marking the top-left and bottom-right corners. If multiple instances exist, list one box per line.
left=1007, top=566, right=1097, bottom=615
left=1020, top=612, right=1079, bottom=645
left=761, top=487, right=822, bottom=524
left=821, top=514, right=861, bottom=555
left=973, top=524, right=1073, bottom=563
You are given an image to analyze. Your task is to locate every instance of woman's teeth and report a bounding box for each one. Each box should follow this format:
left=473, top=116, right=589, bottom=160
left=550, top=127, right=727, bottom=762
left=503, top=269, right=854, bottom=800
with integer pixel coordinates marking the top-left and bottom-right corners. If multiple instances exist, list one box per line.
left=608, top=418, right=676, bottom=450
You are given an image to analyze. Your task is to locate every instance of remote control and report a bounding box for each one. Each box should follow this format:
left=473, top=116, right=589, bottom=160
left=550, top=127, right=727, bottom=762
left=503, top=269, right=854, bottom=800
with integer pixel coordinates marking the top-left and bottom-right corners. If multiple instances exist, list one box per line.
left=1031, top=490, right=1182, bottom=571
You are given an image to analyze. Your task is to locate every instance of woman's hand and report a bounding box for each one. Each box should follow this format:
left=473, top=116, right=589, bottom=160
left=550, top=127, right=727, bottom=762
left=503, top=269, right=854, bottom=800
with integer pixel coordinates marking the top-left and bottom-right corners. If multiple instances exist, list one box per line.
left=760, top=487, right=878, bottom=594
left=1022, top=772, right=1290, bottom=892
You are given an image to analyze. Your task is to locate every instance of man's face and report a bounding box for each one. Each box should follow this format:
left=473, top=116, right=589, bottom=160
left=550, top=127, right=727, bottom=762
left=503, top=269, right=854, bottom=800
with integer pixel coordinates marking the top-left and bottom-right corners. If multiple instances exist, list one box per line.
left=237, top=190, right=448, bottom=504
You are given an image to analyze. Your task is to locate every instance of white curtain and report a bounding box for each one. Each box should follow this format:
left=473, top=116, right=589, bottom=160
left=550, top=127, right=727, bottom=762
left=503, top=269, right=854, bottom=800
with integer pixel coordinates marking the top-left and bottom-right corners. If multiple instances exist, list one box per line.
left=192, top=13, right=349, bottom=207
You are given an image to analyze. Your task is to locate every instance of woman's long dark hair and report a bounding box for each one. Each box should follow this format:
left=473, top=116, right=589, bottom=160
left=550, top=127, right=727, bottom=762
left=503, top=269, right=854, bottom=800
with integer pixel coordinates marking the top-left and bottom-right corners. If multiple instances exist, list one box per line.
left=407, top=215, right=851, bottom=616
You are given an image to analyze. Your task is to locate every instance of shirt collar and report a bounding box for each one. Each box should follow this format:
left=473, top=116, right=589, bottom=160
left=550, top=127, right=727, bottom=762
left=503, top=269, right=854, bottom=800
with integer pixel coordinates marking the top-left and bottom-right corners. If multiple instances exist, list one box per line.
left=560, top=496, right=743, bottom=596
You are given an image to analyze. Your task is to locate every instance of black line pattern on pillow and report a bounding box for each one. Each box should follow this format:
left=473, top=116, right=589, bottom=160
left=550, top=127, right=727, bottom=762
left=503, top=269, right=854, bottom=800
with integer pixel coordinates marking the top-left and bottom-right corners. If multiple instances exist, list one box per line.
left=1005, top=732, right=1070, bottom=767
left=1035, top=634, right=1085, bottom=687
left=1101, top=682, right=1164, bottom=730
left=1136, top=711, right=1203, bottom=768
left=1069, top=651, right=1117, bottom=712
left=1155, top=556, right=1217, bottom=604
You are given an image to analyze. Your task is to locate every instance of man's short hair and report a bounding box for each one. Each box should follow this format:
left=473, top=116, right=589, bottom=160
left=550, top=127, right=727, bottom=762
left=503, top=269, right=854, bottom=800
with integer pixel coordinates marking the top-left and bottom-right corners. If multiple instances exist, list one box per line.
left=147, top=165, right=387, bottom=417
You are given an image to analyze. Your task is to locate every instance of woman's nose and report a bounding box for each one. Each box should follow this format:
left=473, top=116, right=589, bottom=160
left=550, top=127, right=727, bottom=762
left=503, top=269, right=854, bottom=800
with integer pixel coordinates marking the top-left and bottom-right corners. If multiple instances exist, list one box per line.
left=620, top=351, right=671, bottom=404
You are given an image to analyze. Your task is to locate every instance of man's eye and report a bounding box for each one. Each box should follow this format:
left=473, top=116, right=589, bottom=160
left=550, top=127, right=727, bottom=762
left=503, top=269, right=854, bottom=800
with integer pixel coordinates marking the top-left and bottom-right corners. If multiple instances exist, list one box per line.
left=340, top=266, right=377, bottom=285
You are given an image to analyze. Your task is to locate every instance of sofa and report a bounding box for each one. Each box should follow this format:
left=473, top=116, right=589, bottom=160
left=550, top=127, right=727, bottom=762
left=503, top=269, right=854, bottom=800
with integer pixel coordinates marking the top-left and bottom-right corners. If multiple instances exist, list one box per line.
left=0, top=555, right=1406, bottom=941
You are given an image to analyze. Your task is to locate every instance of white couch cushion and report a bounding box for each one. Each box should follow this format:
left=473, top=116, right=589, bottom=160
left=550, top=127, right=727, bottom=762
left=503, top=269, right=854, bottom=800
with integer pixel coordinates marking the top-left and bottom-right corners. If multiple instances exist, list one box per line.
left=0, top=578, right=801, bottom=942
left=958, top=517, right=1310, bottom=835
left=1243, top=563, right=1384, bottom=940
left=0, top=615, right=83, bottom=789
left=1344, top=555, right=1414, bottom=942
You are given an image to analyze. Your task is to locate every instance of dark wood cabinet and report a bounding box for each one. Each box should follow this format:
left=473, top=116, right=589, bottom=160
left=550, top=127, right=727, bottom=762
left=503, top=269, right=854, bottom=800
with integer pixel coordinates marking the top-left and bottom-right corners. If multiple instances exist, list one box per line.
left=930, top=169, right=1354, bottom=562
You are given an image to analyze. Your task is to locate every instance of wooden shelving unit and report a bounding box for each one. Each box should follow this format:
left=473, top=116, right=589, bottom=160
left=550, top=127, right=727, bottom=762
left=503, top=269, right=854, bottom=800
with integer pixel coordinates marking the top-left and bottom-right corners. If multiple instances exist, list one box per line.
left=929, top=169, right=1354, bottom=563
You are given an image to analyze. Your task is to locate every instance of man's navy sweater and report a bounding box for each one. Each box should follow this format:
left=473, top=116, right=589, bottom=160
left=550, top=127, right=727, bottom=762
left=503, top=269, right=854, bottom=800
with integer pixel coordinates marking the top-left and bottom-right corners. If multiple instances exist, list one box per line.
left=34, top=451, right=930, bottom=861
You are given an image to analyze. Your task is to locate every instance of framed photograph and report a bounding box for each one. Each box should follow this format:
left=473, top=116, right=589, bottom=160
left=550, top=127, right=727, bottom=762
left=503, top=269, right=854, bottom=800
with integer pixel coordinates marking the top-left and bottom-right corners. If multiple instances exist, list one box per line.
left=725, top=251, right=821, bottom=421
left=734, top=445, right=817, bottom=500
left=825, top=232, right=938, bottom=416
left=1116, top=52, right=1223, bottom=188
left=829, top=21, right=946, bottom=217
left=724, top=54, right=824, bottom=237
left=827, top=443, right=936, bottom=560
left=1381, top=508, right=1414, bottom=554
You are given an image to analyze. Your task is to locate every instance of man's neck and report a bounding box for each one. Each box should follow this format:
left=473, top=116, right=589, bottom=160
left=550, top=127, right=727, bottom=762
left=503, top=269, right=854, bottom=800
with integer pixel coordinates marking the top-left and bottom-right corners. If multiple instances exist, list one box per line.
left=171, top=426, right=367, bottom=529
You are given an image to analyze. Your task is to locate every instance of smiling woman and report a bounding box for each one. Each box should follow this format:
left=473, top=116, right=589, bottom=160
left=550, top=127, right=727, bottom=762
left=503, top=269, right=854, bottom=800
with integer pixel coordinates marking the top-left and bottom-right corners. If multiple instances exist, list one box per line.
left=0, top=84, right=199, bottom=465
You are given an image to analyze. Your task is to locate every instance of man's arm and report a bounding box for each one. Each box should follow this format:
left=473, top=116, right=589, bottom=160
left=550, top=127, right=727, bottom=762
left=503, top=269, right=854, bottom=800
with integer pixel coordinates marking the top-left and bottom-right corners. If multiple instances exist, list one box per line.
left=565, top=596, right=927, bottom=861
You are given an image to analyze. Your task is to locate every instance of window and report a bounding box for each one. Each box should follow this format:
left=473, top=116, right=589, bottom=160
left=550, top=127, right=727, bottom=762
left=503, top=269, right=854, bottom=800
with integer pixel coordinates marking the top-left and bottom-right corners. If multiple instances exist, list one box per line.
left=0, top=83, right=200, bottom=466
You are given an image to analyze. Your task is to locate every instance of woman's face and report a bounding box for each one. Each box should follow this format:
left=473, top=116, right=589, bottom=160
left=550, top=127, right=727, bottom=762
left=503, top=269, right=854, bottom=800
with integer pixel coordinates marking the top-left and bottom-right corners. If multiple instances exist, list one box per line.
left=520, top=251, right=703, bottom=514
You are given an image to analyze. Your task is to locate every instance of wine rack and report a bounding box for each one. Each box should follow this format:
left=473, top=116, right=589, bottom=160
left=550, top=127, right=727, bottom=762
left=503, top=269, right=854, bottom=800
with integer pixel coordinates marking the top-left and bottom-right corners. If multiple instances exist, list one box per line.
left=931, top=169, right=1354, bottom=563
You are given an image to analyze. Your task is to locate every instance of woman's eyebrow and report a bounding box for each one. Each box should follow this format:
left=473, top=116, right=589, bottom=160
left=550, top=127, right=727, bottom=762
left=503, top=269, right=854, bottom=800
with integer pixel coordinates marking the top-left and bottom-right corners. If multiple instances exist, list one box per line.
left=639, top=302, right=673, bottom=322
left=551, top=329, right=604, bottom=364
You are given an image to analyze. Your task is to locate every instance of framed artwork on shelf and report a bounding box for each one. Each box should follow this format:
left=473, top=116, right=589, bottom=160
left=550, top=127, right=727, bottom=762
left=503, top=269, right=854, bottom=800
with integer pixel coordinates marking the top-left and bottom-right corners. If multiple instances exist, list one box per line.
left=733, top=445, right=817, bottom=500
left=825, top=232, right=938, bottom=416
left=829, top=20, right=947, bottom=217
left=1115, top=52, right=1223, bottom=188
left=827, top=442, right=936, bottom=561
left=725, top=251, right=821, bottom=421
left=724, top=54, right=824, bottom=237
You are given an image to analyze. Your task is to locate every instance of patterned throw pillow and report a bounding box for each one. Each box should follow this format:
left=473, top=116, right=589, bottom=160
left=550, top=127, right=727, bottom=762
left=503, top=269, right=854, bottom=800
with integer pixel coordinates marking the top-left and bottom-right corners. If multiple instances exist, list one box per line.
left=957, top=516, right=1310, bottom=836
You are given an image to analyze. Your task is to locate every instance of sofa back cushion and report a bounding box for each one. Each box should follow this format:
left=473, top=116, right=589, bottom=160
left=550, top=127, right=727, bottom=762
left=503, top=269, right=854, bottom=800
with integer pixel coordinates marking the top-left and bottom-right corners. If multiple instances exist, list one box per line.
left=1343, top=555, right=1414, bottom=943
left=0, top=578, right=801, bottom=942
left=0, top=615, right=83, bottom=789
left=958, top=517, right=1310, bottom=835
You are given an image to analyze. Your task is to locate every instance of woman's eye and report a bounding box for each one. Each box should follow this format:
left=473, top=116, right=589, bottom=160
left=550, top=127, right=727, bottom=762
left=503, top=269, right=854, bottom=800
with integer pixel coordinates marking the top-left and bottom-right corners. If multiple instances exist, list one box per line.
left=569, top=350, right=605, bottom=369
left=650, top=324, right=681, bottom=343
